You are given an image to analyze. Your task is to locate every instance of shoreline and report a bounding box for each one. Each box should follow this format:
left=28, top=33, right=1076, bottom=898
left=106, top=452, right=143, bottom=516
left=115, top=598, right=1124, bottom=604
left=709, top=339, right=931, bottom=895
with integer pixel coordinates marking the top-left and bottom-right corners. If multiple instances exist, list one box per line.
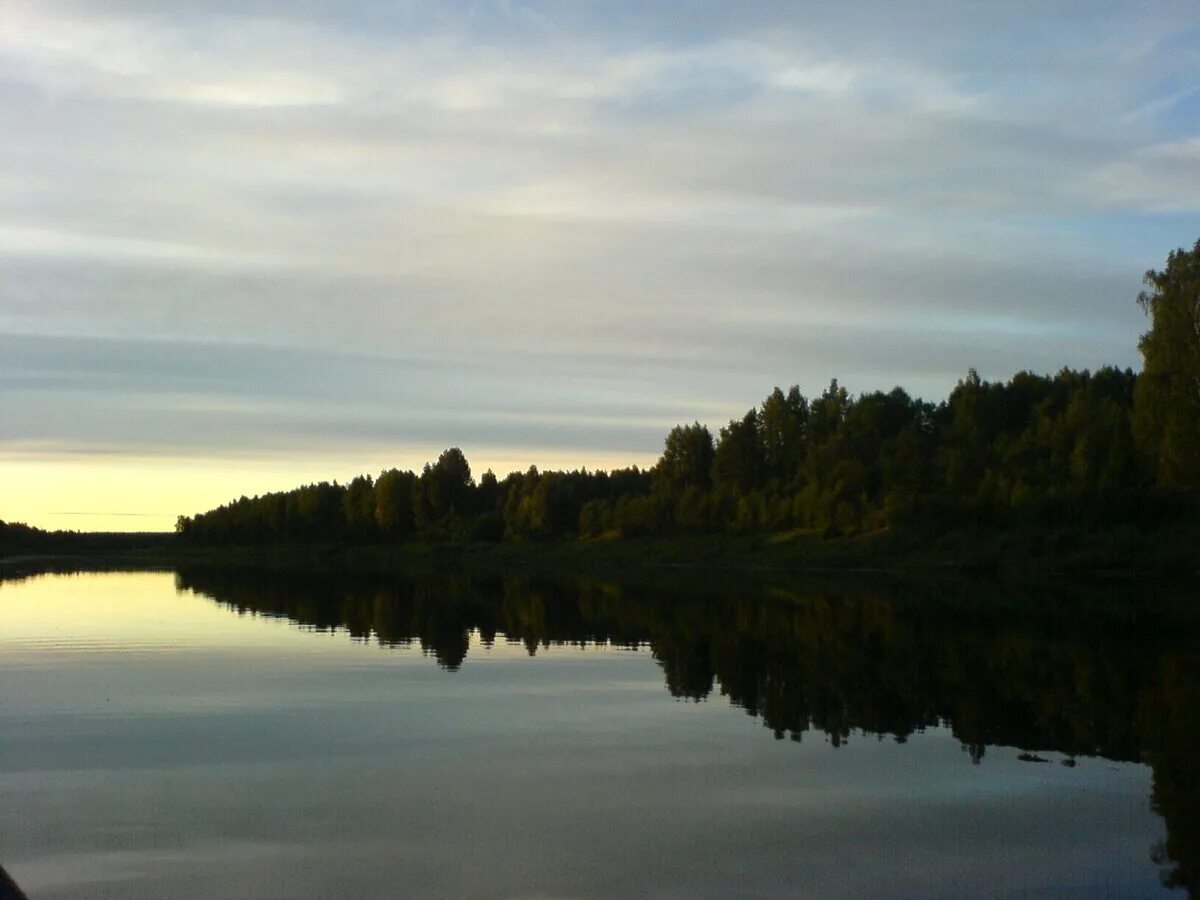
left=3, top=524, right=1196, bottom=579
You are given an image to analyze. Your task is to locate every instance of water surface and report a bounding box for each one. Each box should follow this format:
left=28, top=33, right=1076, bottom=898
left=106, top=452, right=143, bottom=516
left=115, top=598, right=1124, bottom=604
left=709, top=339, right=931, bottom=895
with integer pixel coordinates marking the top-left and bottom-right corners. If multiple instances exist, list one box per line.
left=1, top=569, right=1196, bottom=898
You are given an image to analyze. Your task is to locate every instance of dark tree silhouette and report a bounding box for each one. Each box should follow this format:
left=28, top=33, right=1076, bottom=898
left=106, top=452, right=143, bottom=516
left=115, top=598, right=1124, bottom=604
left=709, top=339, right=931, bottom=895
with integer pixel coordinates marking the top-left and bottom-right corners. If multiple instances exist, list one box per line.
left=1135, top=239, right=1200, bottom=487
left=174, top=241, right=1198, bottom=548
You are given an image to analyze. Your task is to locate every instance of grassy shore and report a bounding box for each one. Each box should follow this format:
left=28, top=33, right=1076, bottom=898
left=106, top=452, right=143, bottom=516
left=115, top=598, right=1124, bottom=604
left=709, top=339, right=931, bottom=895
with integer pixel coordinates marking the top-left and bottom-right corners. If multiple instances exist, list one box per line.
left=7, top=519, right=1192, bottom=579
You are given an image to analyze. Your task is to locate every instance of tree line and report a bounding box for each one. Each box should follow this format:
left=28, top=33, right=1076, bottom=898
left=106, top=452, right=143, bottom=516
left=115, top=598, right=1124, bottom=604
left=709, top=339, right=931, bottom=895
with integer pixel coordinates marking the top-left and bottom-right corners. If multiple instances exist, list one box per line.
left=0, top=520, right=172, bottom=554
left=175, top=239, right=1200, bottom=546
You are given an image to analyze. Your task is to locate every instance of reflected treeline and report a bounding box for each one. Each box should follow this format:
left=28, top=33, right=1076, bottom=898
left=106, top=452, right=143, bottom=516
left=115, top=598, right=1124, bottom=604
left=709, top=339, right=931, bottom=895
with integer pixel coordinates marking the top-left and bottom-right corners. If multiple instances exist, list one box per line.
left=174, top=567, right=1200, bottom=894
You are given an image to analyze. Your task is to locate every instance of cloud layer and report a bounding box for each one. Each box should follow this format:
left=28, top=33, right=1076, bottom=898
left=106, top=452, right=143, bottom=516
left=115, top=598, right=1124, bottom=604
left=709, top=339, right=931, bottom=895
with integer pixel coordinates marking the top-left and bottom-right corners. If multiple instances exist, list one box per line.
left=2, top=1, right=1198, bottom=526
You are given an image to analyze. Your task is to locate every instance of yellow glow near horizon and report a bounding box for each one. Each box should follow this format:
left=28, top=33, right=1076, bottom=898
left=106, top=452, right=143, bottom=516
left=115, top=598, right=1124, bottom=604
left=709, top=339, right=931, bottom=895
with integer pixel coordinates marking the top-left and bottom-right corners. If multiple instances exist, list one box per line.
left=0, top=571, right=390, bottom=654
left=0, top=571, right=641, bottom=660
left=0, top=449, right=656, bottom=533
left=0, top=571, right=282, bottom=648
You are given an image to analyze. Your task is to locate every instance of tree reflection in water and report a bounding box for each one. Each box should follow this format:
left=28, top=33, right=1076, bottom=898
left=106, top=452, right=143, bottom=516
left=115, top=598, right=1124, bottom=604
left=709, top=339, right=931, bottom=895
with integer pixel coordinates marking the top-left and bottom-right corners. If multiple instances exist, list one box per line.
left=176, top=568, right=1200, bottom=896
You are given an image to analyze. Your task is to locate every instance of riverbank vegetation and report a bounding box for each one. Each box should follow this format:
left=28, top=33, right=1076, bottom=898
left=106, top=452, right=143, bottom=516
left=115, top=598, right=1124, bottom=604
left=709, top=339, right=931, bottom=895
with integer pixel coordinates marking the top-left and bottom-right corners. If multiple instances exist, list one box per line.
left=171, top=241, right=1199, bottom=565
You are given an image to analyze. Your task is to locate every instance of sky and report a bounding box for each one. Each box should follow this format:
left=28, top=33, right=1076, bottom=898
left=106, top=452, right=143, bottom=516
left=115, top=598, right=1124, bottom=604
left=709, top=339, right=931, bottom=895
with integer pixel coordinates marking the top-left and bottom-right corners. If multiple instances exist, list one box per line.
left=2, top=1, right=1199, bottom=531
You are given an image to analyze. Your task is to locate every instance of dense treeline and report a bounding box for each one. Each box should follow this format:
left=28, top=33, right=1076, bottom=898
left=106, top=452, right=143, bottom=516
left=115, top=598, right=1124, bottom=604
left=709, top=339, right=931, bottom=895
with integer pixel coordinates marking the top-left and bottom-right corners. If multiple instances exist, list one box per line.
left=176, top=240, right=1200, bottom=546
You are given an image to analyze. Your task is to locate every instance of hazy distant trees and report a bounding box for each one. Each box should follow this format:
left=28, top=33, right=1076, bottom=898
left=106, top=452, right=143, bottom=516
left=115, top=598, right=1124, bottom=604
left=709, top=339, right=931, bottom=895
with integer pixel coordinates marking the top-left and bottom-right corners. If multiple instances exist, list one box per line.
left=176, top=240, right=1198, bottom=546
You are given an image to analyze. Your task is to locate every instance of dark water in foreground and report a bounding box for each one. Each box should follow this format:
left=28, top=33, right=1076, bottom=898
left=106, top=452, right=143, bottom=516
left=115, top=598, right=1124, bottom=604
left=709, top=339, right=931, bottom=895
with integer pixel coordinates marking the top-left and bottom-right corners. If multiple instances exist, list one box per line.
left=0, top=569, right=1197, bottom=899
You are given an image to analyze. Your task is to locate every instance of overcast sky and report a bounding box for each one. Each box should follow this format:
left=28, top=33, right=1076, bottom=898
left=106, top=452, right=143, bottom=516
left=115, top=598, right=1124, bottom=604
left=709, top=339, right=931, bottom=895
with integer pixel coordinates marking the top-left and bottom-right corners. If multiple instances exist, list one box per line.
left=2, top=1, right=1199, bottom=529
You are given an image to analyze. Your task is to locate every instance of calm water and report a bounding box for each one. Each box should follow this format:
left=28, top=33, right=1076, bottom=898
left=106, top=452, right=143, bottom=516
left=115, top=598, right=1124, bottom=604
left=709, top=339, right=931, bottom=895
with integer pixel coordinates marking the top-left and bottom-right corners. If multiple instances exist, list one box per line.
left=0, top=569, right=1197, bottom=898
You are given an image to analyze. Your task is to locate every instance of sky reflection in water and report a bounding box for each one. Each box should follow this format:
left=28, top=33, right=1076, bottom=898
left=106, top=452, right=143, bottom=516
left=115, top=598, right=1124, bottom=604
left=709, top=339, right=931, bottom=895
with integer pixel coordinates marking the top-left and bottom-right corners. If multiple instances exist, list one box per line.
left=0, top=571, right=1192, bottom=899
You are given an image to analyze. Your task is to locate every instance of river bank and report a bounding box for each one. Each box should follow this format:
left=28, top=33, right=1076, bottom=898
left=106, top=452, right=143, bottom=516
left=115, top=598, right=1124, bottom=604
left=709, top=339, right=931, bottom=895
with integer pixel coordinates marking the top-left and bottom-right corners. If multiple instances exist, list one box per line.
left=4, top=520, right=1196, bottom=579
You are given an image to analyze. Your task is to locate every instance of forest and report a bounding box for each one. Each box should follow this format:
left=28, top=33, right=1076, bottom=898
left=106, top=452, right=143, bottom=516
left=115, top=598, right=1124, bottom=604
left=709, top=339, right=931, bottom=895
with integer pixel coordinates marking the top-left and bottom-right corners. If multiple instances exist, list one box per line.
left=174, top=240, right=1200, bottom=548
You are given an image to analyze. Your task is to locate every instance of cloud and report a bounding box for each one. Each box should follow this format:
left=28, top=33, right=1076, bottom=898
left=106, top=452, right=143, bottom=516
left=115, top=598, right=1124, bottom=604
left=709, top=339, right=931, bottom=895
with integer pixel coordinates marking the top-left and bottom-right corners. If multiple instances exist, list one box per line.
left=0, top=0, right=1196, bottom=527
